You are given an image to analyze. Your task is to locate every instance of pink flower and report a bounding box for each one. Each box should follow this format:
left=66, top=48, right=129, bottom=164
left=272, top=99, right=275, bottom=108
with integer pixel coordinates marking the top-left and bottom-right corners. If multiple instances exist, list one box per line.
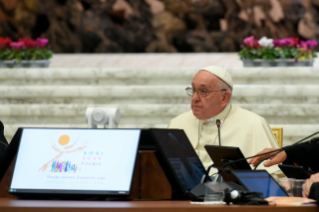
left=273, top=39, right=281, bottom=47
left=243, top=36, right=254, bottom=48
left=298, top=41, right=308, bottom=50
left=297, top=40, right=318, bottom=50
left=306, top=40, right=318, bottom=48
left=10, top=42, right=24, bottom=49
left=36, top=38, right=48, bottom=47
left=273, top=38, right=294, bottom=48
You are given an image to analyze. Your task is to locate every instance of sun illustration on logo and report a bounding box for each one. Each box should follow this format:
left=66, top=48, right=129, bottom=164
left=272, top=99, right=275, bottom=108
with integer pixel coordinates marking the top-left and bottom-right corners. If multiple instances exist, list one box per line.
left=39, top=134, right=88, bottom=171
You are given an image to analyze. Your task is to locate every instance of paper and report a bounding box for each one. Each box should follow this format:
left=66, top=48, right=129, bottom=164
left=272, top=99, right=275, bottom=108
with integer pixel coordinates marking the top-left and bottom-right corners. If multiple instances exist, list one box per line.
left=266, top=196, right=316, bottom=206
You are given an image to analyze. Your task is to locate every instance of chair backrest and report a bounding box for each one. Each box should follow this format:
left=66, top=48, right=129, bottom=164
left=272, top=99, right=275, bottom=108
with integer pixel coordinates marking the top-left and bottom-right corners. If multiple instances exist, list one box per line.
left=271, top=127, right=283, bottom=148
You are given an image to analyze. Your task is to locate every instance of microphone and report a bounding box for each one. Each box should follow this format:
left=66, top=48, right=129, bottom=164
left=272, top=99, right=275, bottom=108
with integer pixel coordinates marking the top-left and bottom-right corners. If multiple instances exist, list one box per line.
left=203, top=148, right=281, bottom=182
left=216, top=119, right=221, bottom=146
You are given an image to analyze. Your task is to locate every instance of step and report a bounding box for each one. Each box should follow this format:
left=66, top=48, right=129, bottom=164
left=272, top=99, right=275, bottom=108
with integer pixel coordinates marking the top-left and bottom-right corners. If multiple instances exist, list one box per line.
left=0, top=85, right=318, bottom=104
left=0, top=104, right=318, bottom=124
left=4, top=123, right=318, bottom=148
left=0, top=67, right=318, bottom=85
left=0, top=64, right=317, bottom=151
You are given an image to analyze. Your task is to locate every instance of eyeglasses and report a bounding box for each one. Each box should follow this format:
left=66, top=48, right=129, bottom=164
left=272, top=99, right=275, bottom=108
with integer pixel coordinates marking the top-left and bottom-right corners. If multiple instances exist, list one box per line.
left=185, top=86, right=226, bottom=98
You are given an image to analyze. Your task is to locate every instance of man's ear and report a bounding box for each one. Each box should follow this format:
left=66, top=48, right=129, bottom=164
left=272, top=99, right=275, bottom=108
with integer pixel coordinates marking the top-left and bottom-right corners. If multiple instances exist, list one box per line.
left=220, top=91, right=231, bottom=107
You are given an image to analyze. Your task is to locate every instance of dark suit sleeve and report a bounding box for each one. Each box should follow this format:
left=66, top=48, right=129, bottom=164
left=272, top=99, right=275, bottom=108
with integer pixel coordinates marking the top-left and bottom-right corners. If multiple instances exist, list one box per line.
left=284, top=141, right=319, bottom=173
left=0, top=121, right=7, bottom=145
left=309, top=182, right=319, bottom=201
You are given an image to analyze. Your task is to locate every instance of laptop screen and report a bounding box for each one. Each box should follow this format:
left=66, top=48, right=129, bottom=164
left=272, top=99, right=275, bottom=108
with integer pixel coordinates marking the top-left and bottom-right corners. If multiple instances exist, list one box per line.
left=9, top=128, right=141, bottom=196
left=151, top=129, right=208, bottom=194
left=204, top=145, right=251, bottom=170
left=232, top=170, right=288, bottom=198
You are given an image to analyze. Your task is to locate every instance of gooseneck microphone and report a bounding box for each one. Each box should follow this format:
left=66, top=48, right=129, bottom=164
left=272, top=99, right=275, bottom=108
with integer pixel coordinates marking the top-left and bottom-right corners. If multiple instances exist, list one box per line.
left=203, top=149, right=281, bottom=182
left=204, top=130, right=319, bottom=173
left=216, top=119, right=221, bottom=146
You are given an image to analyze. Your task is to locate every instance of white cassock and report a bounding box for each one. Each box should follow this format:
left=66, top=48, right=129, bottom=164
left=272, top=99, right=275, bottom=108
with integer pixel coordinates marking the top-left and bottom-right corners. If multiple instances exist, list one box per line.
left=168, top=103, right=281, bottom=176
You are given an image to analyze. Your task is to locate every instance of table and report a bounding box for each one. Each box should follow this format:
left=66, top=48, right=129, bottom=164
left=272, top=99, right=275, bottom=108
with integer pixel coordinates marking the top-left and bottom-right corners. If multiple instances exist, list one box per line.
left=0, top=199, right=317, bottom=212
left=0, top=151, right=318, bottom=212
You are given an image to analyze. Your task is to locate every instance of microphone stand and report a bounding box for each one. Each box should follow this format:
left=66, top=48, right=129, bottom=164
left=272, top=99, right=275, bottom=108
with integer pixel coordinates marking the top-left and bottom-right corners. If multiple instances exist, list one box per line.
left=212, top=119, right=222, bottom=182
left=253, top=130, right=319, bottom=170
left=205, top=129, right=319, bottom=177
left=203, top=119, right=223, bottom=182
left=216, top=119, right=221, bottom=146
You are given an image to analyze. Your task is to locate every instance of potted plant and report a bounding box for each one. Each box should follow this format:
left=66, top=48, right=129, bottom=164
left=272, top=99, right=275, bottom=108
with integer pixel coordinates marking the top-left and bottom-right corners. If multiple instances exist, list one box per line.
left=0, top=37, right=53, bottom=68
left=13, top=38, right=53, bottom=68
left=238, top=36, right=318, bottom=67
left=293, top=40, right=317, bottom=66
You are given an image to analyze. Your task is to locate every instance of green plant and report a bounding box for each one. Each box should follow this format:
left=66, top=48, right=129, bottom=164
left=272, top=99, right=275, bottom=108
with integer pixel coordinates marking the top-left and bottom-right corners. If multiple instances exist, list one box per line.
left=275, top=47, right=296, bottom=59
left=13, top=48, right=53, bottom=61
left=260, top=47, right=278, bottom=59
left=0, top=47, right=13, bottom=60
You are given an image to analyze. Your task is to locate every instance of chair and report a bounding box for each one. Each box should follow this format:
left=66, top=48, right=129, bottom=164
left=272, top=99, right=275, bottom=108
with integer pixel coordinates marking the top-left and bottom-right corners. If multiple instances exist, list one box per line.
left=271, top=127, right=283, bottom=148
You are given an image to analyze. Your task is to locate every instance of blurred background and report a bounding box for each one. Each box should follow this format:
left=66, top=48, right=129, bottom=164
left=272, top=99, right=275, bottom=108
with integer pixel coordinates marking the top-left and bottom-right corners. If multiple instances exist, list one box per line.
left=1, top=0, right=319, bottom=53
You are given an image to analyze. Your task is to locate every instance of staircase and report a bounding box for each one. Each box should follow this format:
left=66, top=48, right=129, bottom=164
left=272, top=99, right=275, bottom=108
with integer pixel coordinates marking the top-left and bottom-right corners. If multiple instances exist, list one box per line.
left=1, top=66, right=318, bottom=146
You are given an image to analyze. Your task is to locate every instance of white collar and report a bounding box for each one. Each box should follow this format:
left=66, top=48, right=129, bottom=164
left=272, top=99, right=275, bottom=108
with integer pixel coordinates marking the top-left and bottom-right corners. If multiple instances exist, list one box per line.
left=205, top=104, right=230, bottom=123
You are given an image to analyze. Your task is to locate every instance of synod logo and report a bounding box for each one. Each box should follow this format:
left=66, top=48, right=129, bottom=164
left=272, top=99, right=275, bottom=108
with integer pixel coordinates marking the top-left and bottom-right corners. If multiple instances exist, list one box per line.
left=50, top=160, right=79, bottom=173
left=39, top=134, right=88, bottom=172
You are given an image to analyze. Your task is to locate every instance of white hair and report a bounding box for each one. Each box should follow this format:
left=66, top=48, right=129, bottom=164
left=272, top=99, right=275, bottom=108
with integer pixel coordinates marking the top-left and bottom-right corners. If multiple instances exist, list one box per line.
left=216, top=78, right=232, bottom=94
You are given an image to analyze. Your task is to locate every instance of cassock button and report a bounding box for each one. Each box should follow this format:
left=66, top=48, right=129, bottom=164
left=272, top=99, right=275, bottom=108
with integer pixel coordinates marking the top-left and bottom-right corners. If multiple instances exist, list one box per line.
left=206, top=158, right=210, bottom=162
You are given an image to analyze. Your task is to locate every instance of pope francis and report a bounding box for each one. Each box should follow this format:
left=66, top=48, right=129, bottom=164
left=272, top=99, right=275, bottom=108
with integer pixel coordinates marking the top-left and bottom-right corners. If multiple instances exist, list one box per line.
left=168, top=66, right=280, bottom=176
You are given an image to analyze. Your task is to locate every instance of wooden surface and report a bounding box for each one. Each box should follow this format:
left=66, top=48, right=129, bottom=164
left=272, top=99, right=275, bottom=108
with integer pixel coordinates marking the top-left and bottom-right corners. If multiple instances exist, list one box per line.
left=0, top=156, right=16, bottom=199
left=139, top=151, right=172, bottom=199
left=0, top=199, right=317, bottom=212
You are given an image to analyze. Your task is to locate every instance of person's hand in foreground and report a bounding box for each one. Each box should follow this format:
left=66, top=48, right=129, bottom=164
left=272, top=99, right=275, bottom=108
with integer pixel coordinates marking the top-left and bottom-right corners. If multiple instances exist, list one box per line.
left=302, top=173, right=319, bottom=198
left=248, top=148, right=287, bottom=167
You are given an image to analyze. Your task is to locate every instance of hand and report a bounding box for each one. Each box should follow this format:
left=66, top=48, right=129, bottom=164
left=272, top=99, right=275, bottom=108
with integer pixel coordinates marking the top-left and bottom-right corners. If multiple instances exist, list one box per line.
left=248, top=148, right=287, bottom=167
left=302, top=173, right=319, bottom=197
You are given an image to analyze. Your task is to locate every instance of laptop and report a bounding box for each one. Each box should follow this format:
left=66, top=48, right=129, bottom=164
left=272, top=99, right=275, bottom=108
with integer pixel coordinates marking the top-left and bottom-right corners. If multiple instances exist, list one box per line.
left=228, top=170, right=288, bottom=198
left=9, top=128, right=141, bottom=199
left=278, top=164, right=311, bottom=179
left=204, top=145, right=251, bottom=170
left=149, top=129, right=209, bottom=199
left=138, top=129, right=157, bottom=150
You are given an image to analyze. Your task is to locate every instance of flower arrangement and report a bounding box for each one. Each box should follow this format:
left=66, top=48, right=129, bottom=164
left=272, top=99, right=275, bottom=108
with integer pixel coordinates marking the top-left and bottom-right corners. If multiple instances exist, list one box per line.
left=238, top=36, right=317, bottom=61
left=0, top=37, right=53, bottom=61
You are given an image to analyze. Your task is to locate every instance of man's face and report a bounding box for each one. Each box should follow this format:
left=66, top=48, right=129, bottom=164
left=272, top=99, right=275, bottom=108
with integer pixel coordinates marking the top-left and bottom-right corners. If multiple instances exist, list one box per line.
left=191, top=71, right=226, bottom=120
